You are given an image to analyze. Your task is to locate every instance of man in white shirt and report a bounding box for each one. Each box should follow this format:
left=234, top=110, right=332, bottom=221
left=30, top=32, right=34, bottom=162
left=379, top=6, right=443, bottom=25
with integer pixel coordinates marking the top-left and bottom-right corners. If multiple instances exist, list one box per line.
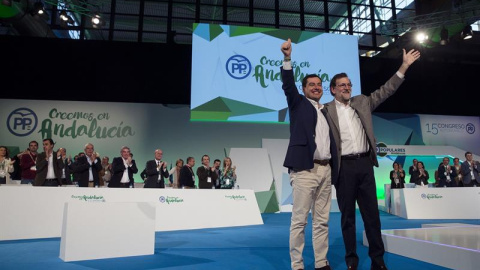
left=323, top=48, right=420, bottom=270
left=108, top=146, right=138, bottom=188
left=34, top=138, right=64, bottom=186
left=281, top=38, right=336, bottom=270
left=144, top=149, right=169, bottom=188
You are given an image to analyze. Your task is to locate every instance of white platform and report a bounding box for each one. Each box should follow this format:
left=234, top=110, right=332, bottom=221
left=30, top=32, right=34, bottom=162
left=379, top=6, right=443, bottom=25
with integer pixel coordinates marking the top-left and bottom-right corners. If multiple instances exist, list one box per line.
left=0, top=186, right=263, bottom=241
left=364, top=223, right=480, bottom=270
left=390, top=187, right=480, bottom=219
left=60, top=202, right=156, bottom=262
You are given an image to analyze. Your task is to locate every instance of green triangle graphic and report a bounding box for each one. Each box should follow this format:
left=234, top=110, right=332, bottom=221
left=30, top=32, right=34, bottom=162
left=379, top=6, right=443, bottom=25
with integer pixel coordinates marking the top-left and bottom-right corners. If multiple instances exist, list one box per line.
left=192, top=97, right=231, bottom=112
left=209, top=24, right=224, bottom=41
left=229, top=25, right=278, bottom=37
left=192, top=97, right=274, bottom=118
left=255, top=190, right=279, bottom=213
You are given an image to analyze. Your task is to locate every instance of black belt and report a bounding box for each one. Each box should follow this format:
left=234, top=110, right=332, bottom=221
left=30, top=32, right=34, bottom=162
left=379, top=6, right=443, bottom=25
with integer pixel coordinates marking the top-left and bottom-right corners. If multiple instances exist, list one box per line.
left=313, top=159, right=330, bottom=166
left=341, top=152, right=369, bottom=160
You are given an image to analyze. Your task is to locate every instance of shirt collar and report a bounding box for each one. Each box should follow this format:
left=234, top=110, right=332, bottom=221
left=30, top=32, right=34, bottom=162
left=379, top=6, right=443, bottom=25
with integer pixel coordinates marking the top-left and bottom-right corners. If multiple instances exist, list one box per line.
left=334, top=98, right=351, bottom=108
left=306, top=97, right=324, bottom=109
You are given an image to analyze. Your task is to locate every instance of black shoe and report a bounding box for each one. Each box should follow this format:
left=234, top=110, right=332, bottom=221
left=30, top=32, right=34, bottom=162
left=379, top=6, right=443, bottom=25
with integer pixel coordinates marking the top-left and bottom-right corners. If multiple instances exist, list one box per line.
left=315, top=265, right=331, bottom=270
left=371, top=263, right=388, bottom=270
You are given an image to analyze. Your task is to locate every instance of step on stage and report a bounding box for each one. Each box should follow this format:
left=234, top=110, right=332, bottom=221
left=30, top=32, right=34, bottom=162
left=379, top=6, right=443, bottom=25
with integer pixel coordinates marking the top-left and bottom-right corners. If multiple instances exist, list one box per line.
left=364, top=223, right=480, bottom=270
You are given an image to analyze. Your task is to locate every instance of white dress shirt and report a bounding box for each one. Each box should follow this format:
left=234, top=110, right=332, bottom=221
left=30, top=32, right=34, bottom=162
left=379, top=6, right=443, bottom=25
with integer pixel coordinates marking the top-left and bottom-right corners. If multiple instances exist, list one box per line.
left=283, top=60, right=331, bottom=160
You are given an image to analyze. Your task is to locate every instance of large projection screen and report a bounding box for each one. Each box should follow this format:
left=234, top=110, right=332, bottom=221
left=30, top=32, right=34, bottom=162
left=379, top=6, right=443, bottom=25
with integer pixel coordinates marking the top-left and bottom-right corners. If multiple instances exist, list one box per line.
left=191, top=23, right=361, bottom=123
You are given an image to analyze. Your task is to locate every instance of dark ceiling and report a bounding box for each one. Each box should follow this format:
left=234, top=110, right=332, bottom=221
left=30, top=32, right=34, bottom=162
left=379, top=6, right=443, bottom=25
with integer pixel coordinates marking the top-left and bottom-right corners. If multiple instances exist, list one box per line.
left=1, top=0, right=479, bottom=117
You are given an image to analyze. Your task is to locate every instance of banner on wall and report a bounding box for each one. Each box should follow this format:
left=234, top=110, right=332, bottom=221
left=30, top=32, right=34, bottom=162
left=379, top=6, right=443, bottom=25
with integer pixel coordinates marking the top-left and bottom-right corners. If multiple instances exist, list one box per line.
left=0, top=99, right=153, bottom=182
left=190, top=23, right=361, bottom=123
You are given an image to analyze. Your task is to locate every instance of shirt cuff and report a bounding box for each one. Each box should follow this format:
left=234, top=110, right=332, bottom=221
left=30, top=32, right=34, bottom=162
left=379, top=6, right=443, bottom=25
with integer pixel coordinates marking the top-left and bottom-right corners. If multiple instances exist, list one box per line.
left=283, top=61, right=292, bottom=70
left=396, top=71, right=405, bottom=79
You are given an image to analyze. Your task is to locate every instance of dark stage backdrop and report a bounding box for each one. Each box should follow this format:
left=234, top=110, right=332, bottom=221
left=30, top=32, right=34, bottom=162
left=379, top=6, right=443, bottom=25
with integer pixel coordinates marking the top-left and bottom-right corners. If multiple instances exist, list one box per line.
left=0, top=35, right=477, bottom=116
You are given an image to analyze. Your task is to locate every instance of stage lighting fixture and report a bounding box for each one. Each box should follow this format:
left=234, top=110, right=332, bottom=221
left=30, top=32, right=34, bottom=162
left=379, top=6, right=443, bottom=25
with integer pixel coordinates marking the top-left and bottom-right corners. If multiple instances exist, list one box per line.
left=91, top=13, right=105, bottom=29
left=415, top=32, right=428, bottom=43
left=32, top=2, right=45, bottom=16
left=461, top=25, right=473, bottom=40
left=440, top=27, right=448, bottom=45
left=59, top=10, right=74, bottom=28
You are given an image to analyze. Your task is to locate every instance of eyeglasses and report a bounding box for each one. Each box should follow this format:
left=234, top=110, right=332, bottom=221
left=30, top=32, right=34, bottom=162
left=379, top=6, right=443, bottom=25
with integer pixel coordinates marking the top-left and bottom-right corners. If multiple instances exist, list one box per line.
left=336, top=83, right=353, bottom=88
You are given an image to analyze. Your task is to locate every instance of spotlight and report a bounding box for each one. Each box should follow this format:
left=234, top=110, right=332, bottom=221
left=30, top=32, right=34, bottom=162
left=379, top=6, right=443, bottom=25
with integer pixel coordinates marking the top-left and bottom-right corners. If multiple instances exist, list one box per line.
left=440, top=27, right=448, bottom=45
left=415, top=32, right=428, bottom=44
left=91, top=13, right=105, bottom=29
left=32, top=2, right=45, bottom=16
left=461, top=25, right=473, bottom=40
left=59, top=10, right=74, bottom=28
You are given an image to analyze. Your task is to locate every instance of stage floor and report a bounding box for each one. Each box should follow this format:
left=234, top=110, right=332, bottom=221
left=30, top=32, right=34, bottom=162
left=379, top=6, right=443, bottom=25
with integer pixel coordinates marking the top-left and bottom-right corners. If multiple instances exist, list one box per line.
left=365, top=223, right=480, bottom=270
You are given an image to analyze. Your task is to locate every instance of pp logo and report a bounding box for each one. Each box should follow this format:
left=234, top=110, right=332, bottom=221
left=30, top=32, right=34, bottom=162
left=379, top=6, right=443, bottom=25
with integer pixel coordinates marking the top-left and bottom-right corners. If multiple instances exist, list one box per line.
left=226, top=55, right=252, bottom=79
left=421, top=193, right=427, bottom=199
left=466, top=123, right=475, bottom=134
left=7, top=108, right=38, bottom=137
left=376, top=142, right=387, bottom=157
left=159, top=196, right=166, bottom=203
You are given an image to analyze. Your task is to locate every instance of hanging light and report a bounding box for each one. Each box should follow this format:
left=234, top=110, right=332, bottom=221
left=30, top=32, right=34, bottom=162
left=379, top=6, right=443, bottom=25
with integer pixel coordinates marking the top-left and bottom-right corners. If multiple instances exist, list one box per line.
left=440, top=27, right=448, bottom=45
left=59, top=10, right=74, bottom=28
left=91, top=13, right=105, bottom=29
left=415, top=32, right=428, bottom=44
left=461, top=25, right=473, bottom=40
left=32, top=1, right=45, bottom=16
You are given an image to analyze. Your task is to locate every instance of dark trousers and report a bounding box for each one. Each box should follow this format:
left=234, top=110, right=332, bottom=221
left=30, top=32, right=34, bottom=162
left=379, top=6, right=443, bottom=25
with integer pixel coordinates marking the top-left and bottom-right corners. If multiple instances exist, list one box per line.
left=43, top=179, right=59, bottom=186
left=335, top=156, right=384, bottom=267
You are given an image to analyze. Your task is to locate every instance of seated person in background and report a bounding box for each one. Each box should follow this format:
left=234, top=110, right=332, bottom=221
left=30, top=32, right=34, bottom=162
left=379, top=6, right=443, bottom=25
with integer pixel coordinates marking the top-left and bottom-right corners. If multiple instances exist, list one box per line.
left=220, top=157, right=237, bottom=189
left=213, top=159, right=221, bottom=189
left=108, top=146, right=138, bottom=188
left=0, top=146, right=15, bottom=184
left=58, top=147, right=73, bottom=185
left=144, top=149, right=169, bottom=188
left=99, top=156, right=112, bottom=186
left=408, top=159, right=418, bottom=183
left=179, top=157, right=196, bottom=189
left=437, top=157, right=455, bottom=187
left=410, top=161, right=429, bottom=186
left=389, top=162, right=405, bottom=189
left=461, top=151, right=480, bottom=187
left=452, top=157, right=463, bottom=187
left=169, top=159, right=184, bottom=188
left=34, top=138, right=64, bottom=187
left=71, top=144, right=102, bottom=187
left=197, top=155, right=218, bottom=189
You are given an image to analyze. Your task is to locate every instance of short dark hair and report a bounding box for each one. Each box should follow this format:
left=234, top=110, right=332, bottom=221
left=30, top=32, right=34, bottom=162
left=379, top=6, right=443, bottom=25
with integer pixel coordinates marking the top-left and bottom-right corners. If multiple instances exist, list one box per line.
left=43, top=138, right=55, bottom=146
left=214, top=159, right=221, bottom=163
left=301, top=74, right=321, bottom=89
left=29, top=141, right=38, bottom=147
left=465, top=151, right=472, bottom=157
left=329, top=72, right=349, bottom=94
left=187, top=156, right=194, bottom=163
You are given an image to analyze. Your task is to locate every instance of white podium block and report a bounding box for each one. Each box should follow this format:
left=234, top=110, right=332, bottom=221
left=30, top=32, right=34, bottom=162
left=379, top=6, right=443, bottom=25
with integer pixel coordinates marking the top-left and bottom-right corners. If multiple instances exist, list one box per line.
left=60, top=202, right=156, bottom=262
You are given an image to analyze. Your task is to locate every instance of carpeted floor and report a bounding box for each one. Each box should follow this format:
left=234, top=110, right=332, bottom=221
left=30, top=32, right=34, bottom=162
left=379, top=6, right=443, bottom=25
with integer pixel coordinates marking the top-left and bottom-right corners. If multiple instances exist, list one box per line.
left=1, top=211, right=478, bottom=270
